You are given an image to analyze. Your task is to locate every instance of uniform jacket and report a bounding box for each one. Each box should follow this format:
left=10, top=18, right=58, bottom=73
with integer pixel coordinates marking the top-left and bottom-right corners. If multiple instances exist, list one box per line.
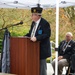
left=25, top=18, right=51, bottom=59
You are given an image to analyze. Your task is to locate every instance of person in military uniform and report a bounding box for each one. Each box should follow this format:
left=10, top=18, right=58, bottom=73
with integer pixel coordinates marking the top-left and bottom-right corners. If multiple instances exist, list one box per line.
left=25, top=6, right=51, bottom=75
left=51, top=32, right=75, bottom=75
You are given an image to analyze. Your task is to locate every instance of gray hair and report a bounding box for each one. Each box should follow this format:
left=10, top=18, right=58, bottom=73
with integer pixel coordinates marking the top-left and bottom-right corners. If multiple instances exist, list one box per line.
left=66, top=32, right=73, bottom=37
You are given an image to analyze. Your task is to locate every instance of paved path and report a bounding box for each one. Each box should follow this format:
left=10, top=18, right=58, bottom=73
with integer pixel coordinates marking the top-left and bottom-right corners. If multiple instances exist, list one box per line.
left=47, top=63, right=54, bottom=75
left=47, top=63, right=68, bottom=75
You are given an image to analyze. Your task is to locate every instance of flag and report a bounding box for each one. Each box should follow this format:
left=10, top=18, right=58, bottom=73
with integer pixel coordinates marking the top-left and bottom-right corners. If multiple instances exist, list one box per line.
left=1, top=28, right=10, bottom=73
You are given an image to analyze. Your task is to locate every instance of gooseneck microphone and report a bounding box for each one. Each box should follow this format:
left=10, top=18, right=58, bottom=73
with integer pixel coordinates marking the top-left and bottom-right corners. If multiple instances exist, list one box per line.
left=0, top=21, right=24, bottom=31
left=14, top=21, right=23, bottom=25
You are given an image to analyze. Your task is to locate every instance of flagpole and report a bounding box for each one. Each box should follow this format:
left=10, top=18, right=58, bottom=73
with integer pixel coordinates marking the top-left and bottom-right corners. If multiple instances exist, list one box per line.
left=55, top=0, right=59, bottom=75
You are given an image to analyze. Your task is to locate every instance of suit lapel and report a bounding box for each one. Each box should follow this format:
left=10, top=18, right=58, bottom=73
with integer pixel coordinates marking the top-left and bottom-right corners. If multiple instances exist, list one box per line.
left=37, top=18, right=42, bottom=30
left=30, top=22, right=36, bottom=34
left=35, top=18, right=42, bottom=35
left=64, top=40, right=72, bottom=53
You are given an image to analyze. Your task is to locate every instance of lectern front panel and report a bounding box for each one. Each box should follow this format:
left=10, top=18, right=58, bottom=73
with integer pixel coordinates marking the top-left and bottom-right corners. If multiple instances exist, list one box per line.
left=10, top=37, right=40, bottom=75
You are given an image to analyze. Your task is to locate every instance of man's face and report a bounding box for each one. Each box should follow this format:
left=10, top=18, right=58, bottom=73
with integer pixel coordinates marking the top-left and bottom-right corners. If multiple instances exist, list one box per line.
left=31, top=13, right=40, bottom=22
left=65, top=34, right=72, bottom=41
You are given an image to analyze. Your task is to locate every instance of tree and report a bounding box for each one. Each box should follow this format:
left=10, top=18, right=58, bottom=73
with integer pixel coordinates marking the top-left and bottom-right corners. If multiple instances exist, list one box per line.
left=63, top=6, right=75, bottom=26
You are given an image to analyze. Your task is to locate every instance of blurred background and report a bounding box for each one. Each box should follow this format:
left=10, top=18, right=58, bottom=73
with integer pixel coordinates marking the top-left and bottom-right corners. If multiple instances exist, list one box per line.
left=0, top=6, right=75, bottom=61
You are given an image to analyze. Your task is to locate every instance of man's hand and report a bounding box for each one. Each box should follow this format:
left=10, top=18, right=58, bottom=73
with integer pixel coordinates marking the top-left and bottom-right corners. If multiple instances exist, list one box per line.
left=58, top=56, right=63, bottom=61
left=31, top=36, right=37, bottom=42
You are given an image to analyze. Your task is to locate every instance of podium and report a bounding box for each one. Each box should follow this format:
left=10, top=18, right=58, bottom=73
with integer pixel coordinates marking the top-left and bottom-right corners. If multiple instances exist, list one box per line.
left=10, top=37, right=40, bottom=75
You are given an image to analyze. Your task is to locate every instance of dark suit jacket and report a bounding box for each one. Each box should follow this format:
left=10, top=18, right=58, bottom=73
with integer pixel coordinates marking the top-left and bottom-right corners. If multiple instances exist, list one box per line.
left=58, top=40, right=75, bottom=61
left=25, top=18, right=51, bottom=59
left=70, top=54, right=75, bottom=71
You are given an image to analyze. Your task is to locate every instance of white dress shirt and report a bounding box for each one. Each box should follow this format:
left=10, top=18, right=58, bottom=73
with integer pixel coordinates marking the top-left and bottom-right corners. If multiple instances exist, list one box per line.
left=31, top=18, right=41, bottom=37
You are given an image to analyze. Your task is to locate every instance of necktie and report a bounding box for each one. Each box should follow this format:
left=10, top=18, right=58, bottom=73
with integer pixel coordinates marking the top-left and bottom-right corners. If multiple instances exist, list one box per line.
left=31, top=22, right=36, bottom=37
left=63, top=42, right=68, bottom=52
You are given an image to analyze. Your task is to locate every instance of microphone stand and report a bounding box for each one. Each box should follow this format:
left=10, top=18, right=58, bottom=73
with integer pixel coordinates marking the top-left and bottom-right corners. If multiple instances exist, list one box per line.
left=0, top=21, right=23, bottom=31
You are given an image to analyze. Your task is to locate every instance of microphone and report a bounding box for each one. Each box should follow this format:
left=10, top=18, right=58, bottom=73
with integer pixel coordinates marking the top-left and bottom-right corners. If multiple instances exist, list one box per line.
left=2, top=21, right=24, bottom=29
left=14, top=21, right=23, bottom=25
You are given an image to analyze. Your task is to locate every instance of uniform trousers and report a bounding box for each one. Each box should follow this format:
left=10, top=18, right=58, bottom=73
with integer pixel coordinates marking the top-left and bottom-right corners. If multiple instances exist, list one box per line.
left=40, top=59, right=47, bottom=75
left=51, top=59, right=69, bottom=75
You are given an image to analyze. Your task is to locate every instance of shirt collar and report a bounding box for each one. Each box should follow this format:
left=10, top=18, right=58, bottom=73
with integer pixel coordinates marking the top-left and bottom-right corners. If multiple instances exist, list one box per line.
left=35, top=18, right=41, bottom=25
left=66, top=40, right=72, bottom=42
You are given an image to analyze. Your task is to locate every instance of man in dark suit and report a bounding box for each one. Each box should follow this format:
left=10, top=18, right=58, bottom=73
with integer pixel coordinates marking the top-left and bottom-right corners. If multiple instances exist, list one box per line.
left=25, top=6, right=51, bottom=75
left=52, top=32, right=75, bottom=75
